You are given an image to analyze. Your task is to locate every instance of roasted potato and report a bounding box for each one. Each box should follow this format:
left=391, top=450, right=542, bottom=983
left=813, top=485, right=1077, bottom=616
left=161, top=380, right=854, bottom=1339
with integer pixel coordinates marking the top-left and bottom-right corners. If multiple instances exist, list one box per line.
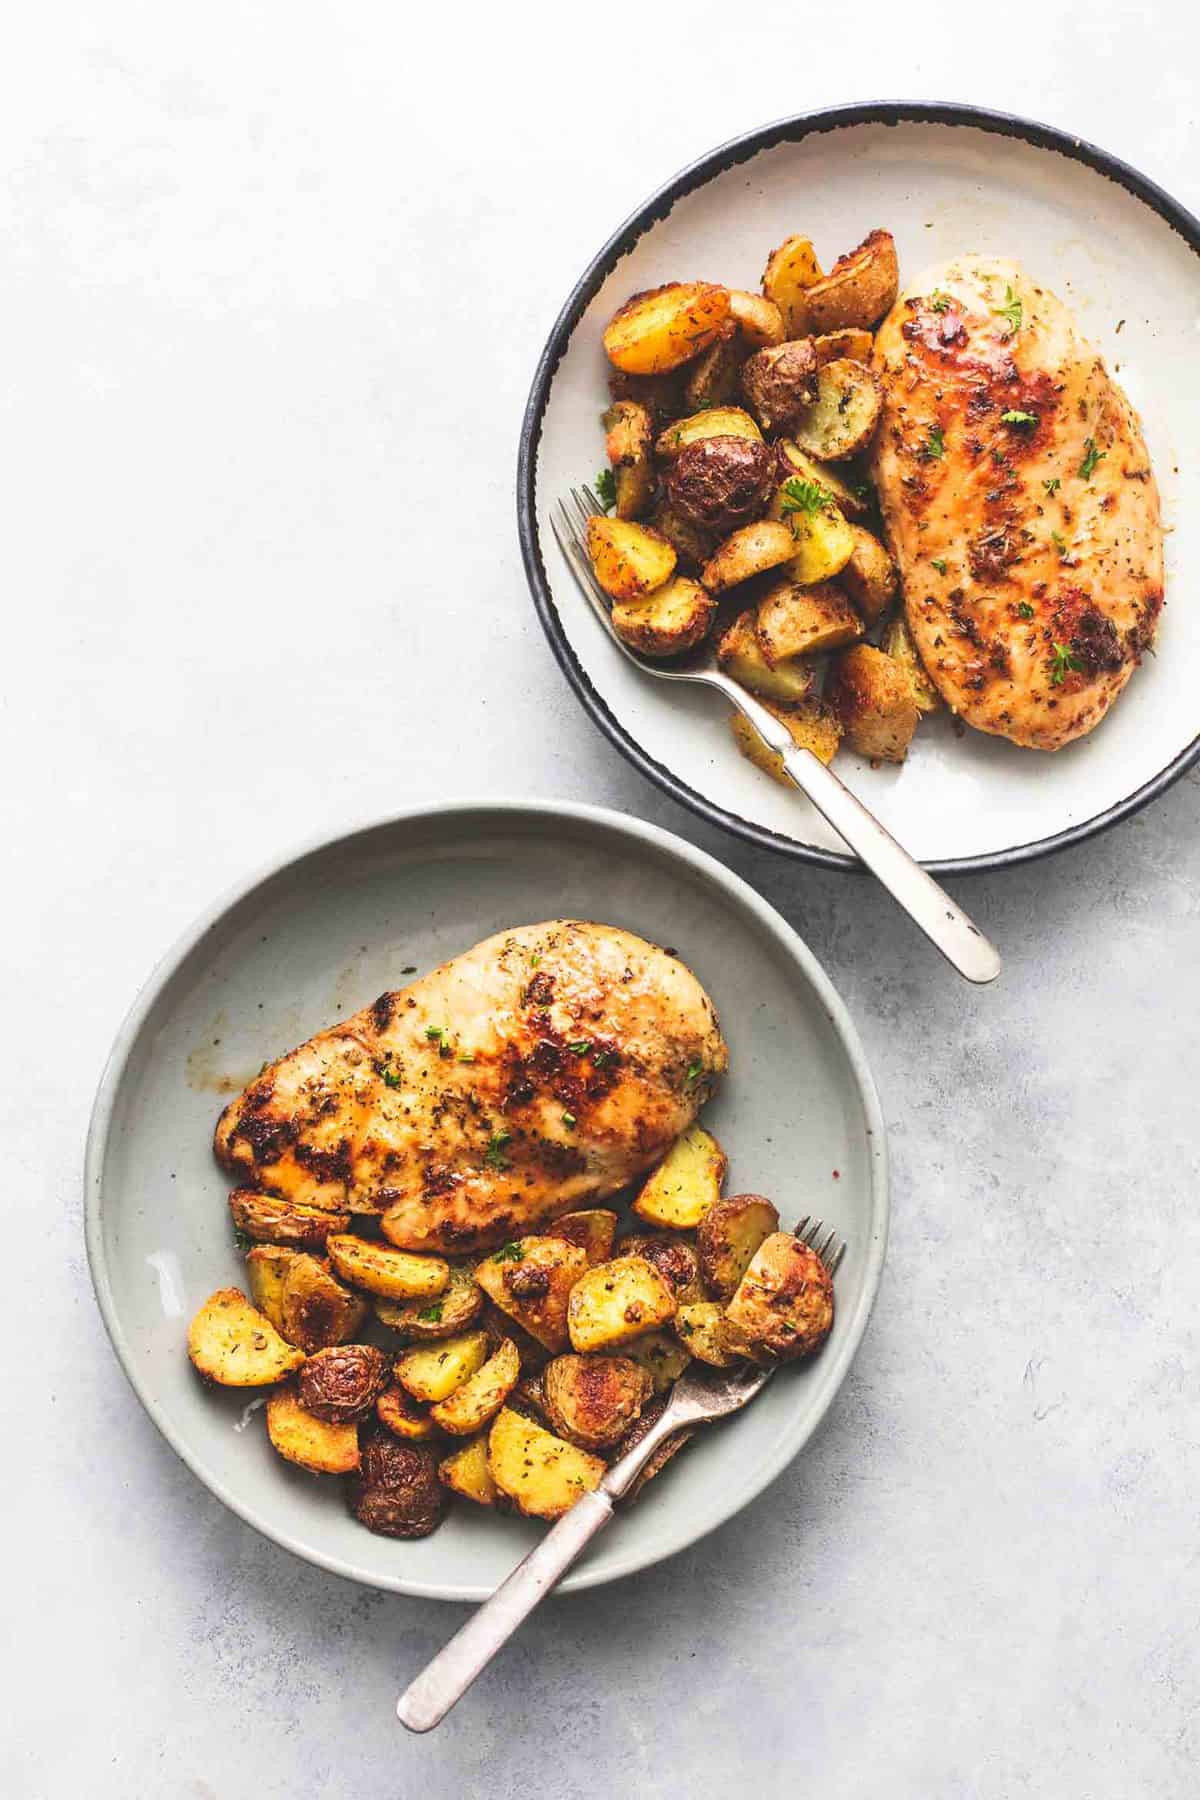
left=266, top=1382, right=360, bottom=1474
left=602, top=282, right=731, bottom=375
left=761, top=235, right=823, bottom=336
left=325, top=1234, right=449, bottom=1302
left=790, top=359, right=882, bottom=462
left=730, top=696, right=842, bottom=780
left=428, top=1337, right=520, bottom=1436
left=611, top=575, right=717, bottom=659
left=612, top=1391, right=693, bottom=1500
left=729, top=288, right=786, bottom=348
left=279, top=1255, right=368, bottom=1354
left=649, top=498, right=717, bottom=575
left=620, top=1233, right=704, bottom=1304
left=438, top=1433, right=499, bottom=1507
left=826, top=642, right=920, bottom=762
left=376, top=1383, right=439, bottom=1441
left=883, top=614, right=942, bottom=712
left=841, top=524, right=898, bottom=625
left=510, top=1370, right=550, bottom=1419
left=811, top=328, right=875, bottom=366
left=803, top=230, right=898, bottom=332
left=701, top=520, right=797, bottom=594
left=228, top=1189, right=349, bottom=1251
left=394, top=1329, right=491, bottom=1404
left=348, top=1431, right=446, bottom=1538
left=541, top=1354, right=653, bottom=1449
left=664, top=436, right=774, bottom=536
left=602, top=400, right=656, bottom=521
left=607, top=363, right=689, bottom=425
left=725, top=1233, right=835, bottom=1361
left=474, top=1236, right=588, bottom=1352
left=756, top=577, right=863, bottom=662
left=298, top=1343, right=388, bottom=1422
left=586, top=515, right=676, bottom=603
left=632, top=1122, right=727, bottom=1230
left=683, top=318, right=745, bottom=411
left=620, top=1329, right=693, bottom=1393
left=544, top=1209, right=619, bottom=1266
left=696, top=1193, right=780, bottom=1299
left=487, top=1407, right=606, bottom=1519
left=654, top=405, right=762, bottom=459
left=244, top=1244, right=299, bottom=1332
left=776, top=441, right=872, bottom=521
left=717, top=609, right=815, bottom=706
left=187, top=1288, right=305, bottom=1387
left=674, top=1302, right=745, bottom=1367
left=375, top=1260, right=484, bottom=1341
left=770, top=484, right=856, bottom=585
left=567, top=1255, right=678, bottom=1353
left=740, top=339, right=819, bottom=433
left=479, top=1299, right=552, bottom=1374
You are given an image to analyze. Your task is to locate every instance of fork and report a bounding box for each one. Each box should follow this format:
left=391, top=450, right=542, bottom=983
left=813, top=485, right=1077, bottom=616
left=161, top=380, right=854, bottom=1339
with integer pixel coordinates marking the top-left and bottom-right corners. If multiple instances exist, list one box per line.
left=396, top=1215, right=847, bottom=1732
left=551, top=486, right=1000, bottom=986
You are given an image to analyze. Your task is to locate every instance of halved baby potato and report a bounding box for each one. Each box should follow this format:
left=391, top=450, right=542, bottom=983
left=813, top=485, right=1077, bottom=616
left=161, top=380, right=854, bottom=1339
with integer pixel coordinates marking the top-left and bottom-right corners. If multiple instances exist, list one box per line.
left=266, top=1382, right=359, bottom=1474
left=790, top=359, right=882, bottom=462
left=841, top=524, right=898, bottom=625
left=602, top=400, right=656, bottom=521
left=882, top=615, right=942, bottom=713
left=756, top=578, right=863, bottom=663
left=620, top=1233, right=704, bottom=1305
left=730, top=696, right=842, bottom=781
left=244, top=1245, right=300, bottom=1332
left=611, top=575, right=716, bottom=658
left=474, top=1236, right=589, bottom=1353
left=374, top=1260, right=484, bottom=1340
left=438, top=1433, right=500, bottom=1507
left=811, top=327, right=875, bottom=366
left=544, top=1209, right=619, bottom=1266
left=428, top=1337, right=520, bottom=1436
left=602, top=281, right=731, bottom=375
left=740, top=340, right=820, bottom=435
left=586, top=515, right=677, bottom=603
left=228, top=1189, right=349, bottom=1250
left=620, top=1329, right=693, bottom=1393
left=487, top=1407, right=606, bottom=1519
left=777, top=441, right=872, bottom=522
left=803, top=230, right=898, bottom=332
left=674, top=1302, right=745, bottom=1368
left=761, top=234, right=823, bottom=336
left=683, top=319, right=745, bottom=411
left=717, top=609, right=815, bottom=706
left=632, top=1123, right=727, bottom=1230
left=826, top=642, right=921, bottom=763
left=567, top=1255, right=678, bottom=1353
left=769, top=485, right=855, bottom=585
left=279, top=1255, right=368, bottom=1354
left=649, top=499, right=717, bottom=575
left=376, top=1383, right=439, bottom=1441
left=696, top=1193, right=781, bottom=1299
left=541, top=1353, right=653, bottom=1449
left=654, top=405, right=762, bottom=459
left=729, top=288, right=786, bottom=348
left=394, top=1329, right=491, bottom=1404
left=325, top=1234, right=449, bottom=1301
left=701, top=520, right=797, bottom=594
left=187, top=1288, right=305, bottom=1387
left=725, top=1233, right=835, bottom=1362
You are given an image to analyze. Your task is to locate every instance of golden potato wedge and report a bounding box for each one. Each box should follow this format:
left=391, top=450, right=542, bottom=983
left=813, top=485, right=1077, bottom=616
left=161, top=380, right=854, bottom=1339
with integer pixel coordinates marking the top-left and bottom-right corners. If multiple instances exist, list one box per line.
left=611, top=575, right=716, bottom=659
left=187, top=1288, right=305, bottom=1386
left=811, top=328, right=875, bottom=366
left=567, top=1255, right=678, bottom=1353
left=541, top=1354, right=653, bottom=1449
left=229, top=1189, right=349, bottom=1250
left=771, top=483, right=856, bottom=585
left=487, top=1407, right=606, bottom=1519
left=756, top=577, right=863, bottom=662
left=740, top=340, right=819, bottom=434
left=438, top=1432, right=499, bottom=1507
left=761, top=234, right=824, bottom=336
left=428, top=1337, right=520, bottom=1436
left=654, top=405, right=762, bottom=460
left=674, top=1302, right=746, bottom=1368
left=777, top=441, right=872, bottom=522
left=725, top=1233, right=835, bottom=1361
left=790, top=359, right=882, bottom=462
left=730, top=696, right=842, bottom=781
left=696, top=1193, right=780, bottom=1299
left=244, top=1245, right=299, bottom=1332
left=632, top=1123, right=727, bottom=1230
left=620, top=1329, right=693, bottom=1392
left=544, top=1209, right=619, bottom=1266
left=683, top=318, right=745, bottom=411
left=474, top=1236, right=589, bottom=1352
left=279, top=1256, right=368, bottom=1354
left=620, top=1233, right=704, bottom=1304
left=883, top=615, right=942, bottom=713
left=394, top=1329, right=491, bottom=1404
left=841, top=524, right=898, bottom=625
left=804, top=230, right=899, bottom=332
left=729, top=288, right=786, bottom=348
left=376, top=1383, right=439, bottom=1441
left=266, top=1382, right=359, bottom=1474
left=586, top=515, right=676, bottom=603
left=826, top=642, right=920, bottom=763
left=717, top=608, right=815, bottom=706
left=602, top=400, right=656, bottom=521
left=325, top=1234, right=449, bottom=1302
left=374, top=1261, right=484, bottom=1341
left=602, top=281, right=731, bottom=375
left=649, top=498, right=716, bottom=575
left=702, top=520, right=797, bottom=594
left=613, top=1392, right=694, bottom=1499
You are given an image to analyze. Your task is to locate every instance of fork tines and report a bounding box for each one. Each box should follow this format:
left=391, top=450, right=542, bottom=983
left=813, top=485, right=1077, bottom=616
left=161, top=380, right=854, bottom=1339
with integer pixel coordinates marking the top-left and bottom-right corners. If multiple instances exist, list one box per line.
left=794, top=1215, right=847, bottom=1275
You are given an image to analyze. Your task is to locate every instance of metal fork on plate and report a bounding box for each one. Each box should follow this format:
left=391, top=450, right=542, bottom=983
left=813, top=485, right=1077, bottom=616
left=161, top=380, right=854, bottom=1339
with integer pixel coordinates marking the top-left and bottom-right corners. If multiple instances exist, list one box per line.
left=397, top=1215, right=847, bottom=1732
left=552, top=485, right=1000, bottom=987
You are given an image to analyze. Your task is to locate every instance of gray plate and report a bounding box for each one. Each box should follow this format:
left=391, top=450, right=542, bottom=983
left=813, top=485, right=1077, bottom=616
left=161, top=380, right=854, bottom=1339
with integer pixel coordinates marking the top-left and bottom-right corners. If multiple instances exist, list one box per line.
left=85, top=800, right=888, bottom=1600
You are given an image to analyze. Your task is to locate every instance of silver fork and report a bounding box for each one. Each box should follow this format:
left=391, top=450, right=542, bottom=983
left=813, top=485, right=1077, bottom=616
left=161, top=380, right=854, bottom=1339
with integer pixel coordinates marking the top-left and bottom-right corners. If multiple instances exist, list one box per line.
left=397, top=1216, right=847, bottom=1733
left=551, top=485, right=1000, bottom=986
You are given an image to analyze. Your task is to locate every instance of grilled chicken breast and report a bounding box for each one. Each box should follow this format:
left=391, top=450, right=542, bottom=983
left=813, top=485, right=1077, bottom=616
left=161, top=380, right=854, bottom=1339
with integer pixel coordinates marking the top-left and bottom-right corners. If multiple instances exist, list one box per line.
left=871, top=256, right=1163, bottom=749
left=215, top=921, right=727, bottom=1252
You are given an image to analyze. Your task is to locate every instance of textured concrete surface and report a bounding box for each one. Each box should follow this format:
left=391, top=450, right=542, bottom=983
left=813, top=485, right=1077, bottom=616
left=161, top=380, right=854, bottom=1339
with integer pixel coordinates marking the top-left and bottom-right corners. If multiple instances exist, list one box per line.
left=5, top=7, right=1199, bottom=1796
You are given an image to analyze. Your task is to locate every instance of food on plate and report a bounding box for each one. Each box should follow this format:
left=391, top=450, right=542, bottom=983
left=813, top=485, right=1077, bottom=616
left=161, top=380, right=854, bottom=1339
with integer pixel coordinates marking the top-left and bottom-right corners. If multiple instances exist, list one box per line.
left=474, top=1236, right=589, bottom=1351
left=882, top=615, right=942, bottom=713
left=789, top=359, right=882, bottom=461
left=673, top=1302, right=745, bottom=1367
left=620, top=1328, right=692, bottom=1392
left=826, top=642, right=920, bottom=763
left=244, top=1244, right=299, bottom=1330
left=730, top=696, right=842, bottom=780
left=701, top=519, right=797, bottom=593
left=803, top=230, right=899, bottom=332
left=187, top=1288, right=304, bottom=1386
left=728, top=289, right=786, bottom=348
left=394, top=1329, right=491, bottom=1404
left=278, top=1255, right=368, bottom=1354
left=438, top=1433, right=500, bottom=1507
left=541, top=1353, right=653, bottom=1448
left=655, top=405, right=762, bottom=459
left=696, top=1193, right=780, bottom=1299
left=325, top=1234, right=449, bottom=1301
left=768, top=485, right=856, bottom=586
left=717, top=610, right=815, bottom=706
left=228, top=1188, right=349, bottom=1250
left=375, top=1261, right=484, bottom=1340
left=567, top=1254, right=679, bottom=1352
left=544, top=1208, right=619, bottom=1265
left=602, top=282, right=731, bottom=375
left=725, top=1234, right=835, bottom=1361
left=740, top=340, right=819, bottom=434
left=811, top=328, right=875, bottom=367
left=649, top=498, right=717, bottom=573
left=611, top=576, right=717, bottom=658
left=683, top=320, right=745, bottom=411
left=761, top=234, right=823, bottom=335
left=487, top=1406, right=607, bottom=1518
left=756, top=578, right=863, bottom=663
left=602, top=401, right=655, bottom=519
left=266, top=1384, right=360, bottom=1474
left=347, top=1432, right=446, bottom=1538
left=777, top=441, right=872, bottom=521
left=620, top=1233, right=704, bottom=1304
left=612, top=1391, right=694, bottom=1500
left=586, top=515, right=677, bottom=602
left=428, top=1337, right=521, bottom=1435
left=631, top=1122, right=727, bottom=1229
left=839, top=524, right=897, bottom=624
left=376, top=1383, right=440, bottom=1440
left=664, top=436, right=774, bottom=534
left=298, top=1343, right=388, bottom=1422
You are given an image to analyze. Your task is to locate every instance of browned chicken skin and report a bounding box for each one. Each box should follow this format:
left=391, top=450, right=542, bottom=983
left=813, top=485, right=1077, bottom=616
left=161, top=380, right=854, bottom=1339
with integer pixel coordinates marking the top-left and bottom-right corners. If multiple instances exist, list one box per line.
left=871, top=256, right=1164, bottom=749
left=214, top=921, right=727, bottom=1253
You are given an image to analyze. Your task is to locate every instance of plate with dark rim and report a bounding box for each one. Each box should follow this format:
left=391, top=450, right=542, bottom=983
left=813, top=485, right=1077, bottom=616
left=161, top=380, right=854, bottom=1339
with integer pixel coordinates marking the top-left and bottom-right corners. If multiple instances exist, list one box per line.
left=518, top=102, right=1200, bottom=873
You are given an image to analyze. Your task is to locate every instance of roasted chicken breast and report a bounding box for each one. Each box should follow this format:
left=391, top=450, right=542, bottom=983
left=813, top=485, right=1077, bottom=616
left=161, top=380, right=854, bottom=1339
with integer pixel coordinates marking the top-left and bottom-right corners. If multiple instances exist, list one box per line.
left=214, top=921, right=727, bottom=1252
left=871, top=255, right=1164, bottom=749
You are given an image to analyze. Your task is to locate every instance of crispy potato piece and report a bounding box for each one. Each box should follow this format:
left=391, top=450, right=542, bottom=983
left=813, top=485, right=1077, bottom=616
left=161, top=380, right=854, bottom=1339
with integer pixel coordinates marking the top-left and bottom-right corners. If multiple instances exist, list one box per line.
left=683, top=318, right=745, bottom=411
left=375, top=1260, right=484, bottom=1341
left=729, top=288, right=785, bottom=348
left=620, top=1329, right=692, bottom=1392
left=674, top=1302, right=746, bottom=1367
left=428, top=1337, right=520, bottom=1435
left=696, top=1193, right=780, bottom=1299
left=394, top=1329, right=491, bottom=1404
left=325, top=1235, right=449, bottom=1302
left=612, top=1391, right=693, bottom=1499
left=883, top=615, right=942, bottom=712
left=841, top=524, right=898, bottom=625
left=730, top=696, right=842, bottom=780
left=620, top=1233, right=704, bottom=1304
left=655, top=405, right=762, bottom=459
left=544, top=1209, right=619, bottom=1266
left=510, top=1370, right=550, bottom=1419
left=474, top=1237, right=588, bottom=1352
left=188, top=1288, right=305, bottom=1386
left=542, top=1354, right=653, bottom=1449
left=769, top=487, right=855, bottom=585
left=777, top=441, right=872, bottom=521
left=279, top=1256, right=368, bottom=1354
left=376, top=1383, right=439, bottom=1441
left=649, top=499, right=716, bottom=575
left=244, top=1245, right=299, bottom=1332
left=298, top=1343, right=388, bottom=1421
left=603, top=400, right=656, bottom=521
left=632, top=1123, right=727, bottom=1230
left=664, top=437, right=774, bottom=538
left=811, top=328, right=875, bottom=366
left=790, top=359, right=882, bottom=462
left=586, top=515, right=676, bottom=603
left=479, top=1299, right=551, bottom=1375
left=756, top=577, right=863, bottom=662
left=726, top=1234, right=835, bottom=1361
left=229, top=1189, right=349, bottom=1250
left=611, top=575, right=717, bottom=659
left=567, top=1255, right=678, bottom=1353
left=740, top=340, right=819, bottom=434
left=827, top=642, right=920, bottom=762
left=603, top=282, right=731, bottom=375
left=266, top=1382, right=359, bottom=1473
left=438, top=1433, right=499, bottom=1507
left=804, top=230, right=898, bottom=332
left=607, top=364, right=689, bottom=425
left=702, top=520, right=797, bottom=594
left=761, top=235, right=824, bottom=336
left=717, top=609, right=815, bottom=706
left=348, top=1431, right=446, bottom=1538
left=487, top=1407, right=606, bottom=1519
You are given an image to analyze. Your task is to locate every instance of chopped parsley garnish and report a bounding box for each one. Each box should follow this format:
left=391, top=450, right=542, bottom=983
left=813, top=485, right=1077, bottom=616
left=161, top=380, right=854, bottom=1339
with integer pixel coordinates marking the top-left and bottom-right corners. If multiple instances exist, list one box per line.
left=529, top=952, right=541, bottom=967
left=567, top=1039, right=592, bottom=1055
left=561, top=1111, right=577, bottom=1128
left=685, top=1059, right=704, bottom=1086
left=1017, top=601, right=1035, bottom=620
left=929, top=291, right=951, bottom=313
left=1042, top=477, right=1061, bottom=496
left=1000, top=409, right=1038, bottom=428
left=1049, top=641, right=1084, bottom=686
left=457, top=1050, right=475, bottom=1064
left=921, top=424, right=946, bottom=460
left=232, top=1228, right=254, bottom=1252
left=493, top=1241, right=524, bottom=1263
left=379, top=1064, right=403, bottom=1089
left=484, top=1129, right=512, bottom=1169
left=678, top=1318, right=694, bottom=1336
left=1051, top=530, right=1068, bottom=555
left=992, top=285, right=1023, bottom=335
left=1079, top=437, right=1105, bottom=480
left=424, top=1025, right=445, bottom=1043
left=930, top=558, right=948, bottom=575
left=592, top=1047, right=614, bottom=1069
left=416, top=1302, right=444, bottom=1323
left=778, top=477, right=830, bottom=521
left=595, top=468, right=617, bottom=509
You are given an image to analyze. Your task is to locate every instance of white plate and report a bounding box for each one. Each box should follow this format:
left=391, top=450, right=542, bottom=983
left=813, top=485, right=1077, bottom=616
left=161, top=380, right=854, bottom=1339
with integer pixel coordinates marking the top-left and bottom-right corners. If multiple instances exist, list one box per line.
left=519, top=103, right=1200, bottom=872
left=85, top=801, right=887, bottom=1600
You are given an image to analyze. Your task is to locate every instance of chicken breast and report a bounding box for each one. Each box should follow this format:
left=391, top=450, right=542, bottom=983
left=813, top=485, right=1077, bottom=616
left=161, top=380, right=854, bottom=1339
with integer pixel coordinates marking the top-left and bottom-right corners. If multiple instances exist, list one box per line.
left=214, top=921, right=727, bottom=1253
left=871, top=255, right=1163, bottom=749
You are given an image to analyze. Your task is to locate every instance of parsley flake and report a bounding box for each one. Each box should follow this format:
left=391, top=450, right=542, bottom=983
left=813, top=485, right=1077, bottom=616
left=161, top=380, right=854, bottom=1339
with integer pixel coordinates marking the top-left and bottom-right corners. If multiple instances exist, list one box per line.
left=484, top=1129, right=512, bottom=1169
left=1051, top=530, right=1068, bottom=555
left=1079, top=437, right=1106, bottom=480
left=931, top=557, right=948, bottom=575
left=595, top=467, right=616, bottom=509
left=929, top=290, right=951, bottom=313
left=529, top=952, right=541, bottom=967
left=1043, top=477, right=1061, bottom=496
left=493, top=1241, right=524, bottom=1263
left=232, top=1228, right=254, bottom=1253
left=921, top=424, right=946, bottom=460
left=1017, top=602, right=1035, bottom=620
left=379, top=1064, right=403, bottom=1089
left=567, top=1039, right=592, bottom=1056
left=992, top=285, right=1023, bottom=335
left=1000, top=409, right=1038, bottom=428
left=458, top=1050, right=475, bottom=1064
left=685, top=1059, right=704, bottom=1086
left=416, top=1302, right=444, bottom=1324
left=778, top=477, right=830, bottom=521
left=561, top=1111, right=577, bottom=1129
left=425, top=1025, right=445, bottom=1043
left=1049, top=641, right=1084, bottom=686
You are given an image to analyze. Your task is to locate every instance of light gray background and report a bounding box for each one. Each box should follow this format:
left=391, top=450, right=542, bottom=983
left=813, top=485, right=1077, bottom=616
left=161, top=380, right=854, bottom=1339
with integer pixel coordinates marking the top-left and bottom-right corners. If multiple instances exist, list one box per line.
left=6, top=6, right=1198, bottom=1796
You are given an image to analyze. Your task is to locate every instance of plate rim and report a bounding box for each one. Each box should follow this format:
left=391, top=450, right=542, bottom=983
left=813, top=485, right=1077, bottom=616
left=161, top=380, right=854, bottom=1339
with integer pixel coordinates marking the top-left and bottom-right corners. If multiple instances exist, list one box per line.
left=84, top=797, right=889, bottom=1600
left=516, top=99, right=1200, bottom=876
